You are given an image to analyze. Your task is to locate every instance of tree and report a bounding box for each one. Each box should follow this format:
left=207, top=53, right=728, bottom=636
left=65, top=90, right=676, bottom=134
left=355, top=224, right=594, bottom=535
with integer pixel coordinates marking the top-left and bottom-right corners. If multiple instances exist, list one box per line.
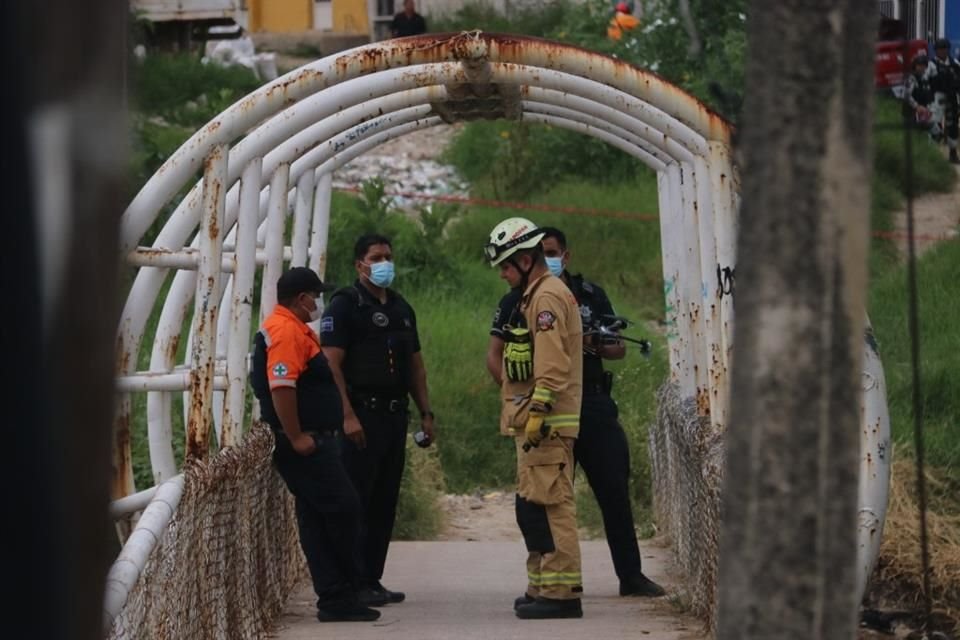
left=716, top=1, right=877, bottom=638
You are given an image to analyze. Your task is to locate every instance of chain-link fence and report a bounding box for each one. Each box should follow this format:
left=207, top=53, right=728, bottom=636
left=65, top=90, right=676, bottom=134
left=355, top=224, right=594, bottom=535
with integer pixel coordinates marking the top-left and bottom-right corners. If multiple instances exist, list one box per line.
left=649, top=382, right=725, bottom=634
left=107, top=424, right=304, bottom=640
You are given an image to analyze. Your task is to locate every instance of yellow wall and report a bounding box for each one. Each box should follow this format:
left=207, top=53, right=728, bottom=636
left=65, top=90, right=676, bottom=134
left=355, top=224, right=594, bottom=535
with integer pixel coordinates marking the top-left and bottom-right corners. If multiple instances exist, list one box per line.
left=249, top=0, right=313, bottom=32
left=333, top=0, right=369, bottom=34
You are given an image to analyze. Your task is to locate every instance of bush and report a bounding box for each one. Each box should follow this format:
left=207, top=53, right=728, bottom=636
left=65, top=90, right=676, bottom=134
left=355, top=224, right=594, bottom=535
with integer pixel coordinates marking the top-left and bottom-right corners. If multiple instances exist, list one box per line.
left=130, top=53, right=262, bottom=126
left=324, top=179, right=462, bottom=291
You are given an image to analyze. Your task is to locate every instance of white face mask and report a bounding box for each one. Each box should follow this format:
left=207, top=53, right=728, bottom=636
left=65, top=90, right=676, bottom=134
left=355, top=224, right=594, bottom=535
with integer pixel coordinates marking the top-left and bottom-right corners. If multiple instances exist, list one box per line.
left=306, top=295, right=322, bottom=322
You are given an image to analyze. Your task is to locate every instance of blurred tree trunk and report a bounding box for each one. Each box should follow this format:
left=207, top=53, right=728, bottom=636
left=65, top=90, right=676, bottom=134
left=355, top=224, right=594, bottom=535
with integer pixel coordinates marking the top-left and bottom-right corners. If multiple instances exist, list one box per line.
left=717, top=2, right=877, bottom=639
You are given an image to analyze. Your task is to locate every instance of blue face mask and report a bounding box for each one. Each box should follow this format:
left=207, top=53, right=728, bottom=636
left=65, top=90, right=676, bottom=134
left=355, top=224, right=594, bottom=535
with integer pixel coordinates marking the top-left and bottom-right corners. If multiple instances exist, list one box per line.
left=545, top=256, right=564, bottom=277
left=368, top=260, right=395, bottom=288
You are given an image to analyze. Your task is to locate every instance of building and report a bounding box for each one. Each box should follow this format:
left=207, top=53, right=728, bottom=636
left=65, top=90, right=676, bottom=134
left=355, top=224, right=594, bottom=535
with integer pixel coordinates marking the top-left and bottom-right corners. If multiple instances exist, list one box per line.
left=879, top=0, right=960, bottom=49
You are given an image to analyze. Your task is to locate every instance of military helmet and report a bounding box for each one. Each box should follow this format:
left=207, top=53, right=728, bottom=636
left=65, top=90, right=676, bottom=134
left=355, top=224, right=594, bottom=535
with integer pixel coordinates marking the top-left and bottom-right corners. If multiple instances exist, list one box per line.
left=485, top=217, right=545, bottom=266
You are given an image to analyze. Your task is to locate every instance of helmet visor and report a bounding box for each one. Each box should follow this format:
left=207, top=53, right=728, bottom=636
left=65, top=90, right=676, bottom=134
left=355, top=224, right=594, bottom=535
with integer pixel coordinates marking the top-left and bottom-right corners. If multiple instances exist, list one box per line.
left=485, top=229, right=543, bottom=265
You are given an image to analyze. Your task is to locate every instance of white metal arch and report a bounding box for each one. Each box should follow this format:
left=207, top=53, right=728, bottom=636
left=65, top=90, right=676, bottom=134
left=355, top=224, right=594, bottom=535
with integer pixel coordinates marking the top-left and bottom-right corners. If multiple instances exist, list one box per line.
left=141, top=108, right=668, bottom=482
left=114, top=32, right=737, bottom=497
left=106, top=34, right=890, bottom=625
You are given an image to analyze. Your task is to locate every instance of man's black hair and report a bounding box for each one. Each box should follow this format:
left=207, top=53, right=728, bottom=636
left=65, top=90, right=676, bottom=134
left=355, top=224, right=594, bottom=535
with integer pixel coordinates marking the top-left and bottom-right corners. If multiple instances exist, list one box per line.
left=354, top=233, right=392, bottom=261
left=539, top=226, right=567, bottom=250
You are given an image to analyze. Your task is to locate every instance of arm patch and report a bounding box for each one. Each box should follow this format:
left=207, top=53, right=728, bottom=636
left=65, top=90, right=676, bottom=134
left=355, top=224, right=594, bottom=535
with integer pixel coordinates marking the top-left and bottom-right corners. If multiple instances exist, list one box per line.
left=536, top=310, right=556, bottom=331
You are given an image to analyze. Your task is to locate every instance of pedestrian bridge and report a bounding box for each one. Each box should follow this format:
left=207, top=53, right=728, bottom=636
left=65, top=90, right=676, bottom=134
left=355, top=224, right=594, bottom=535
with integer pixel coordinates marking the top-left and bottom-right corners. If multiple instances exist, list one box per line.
left=105, top=32, right=889, bottom=639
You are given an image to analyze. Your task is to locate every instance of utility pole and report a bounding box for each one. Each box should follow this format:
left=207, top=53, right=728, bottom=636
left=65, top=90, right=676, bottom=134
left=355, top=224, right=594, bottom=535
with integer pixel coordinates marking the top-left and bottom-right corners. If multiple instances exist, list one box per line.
left=716, top=1, right=877, bottom=638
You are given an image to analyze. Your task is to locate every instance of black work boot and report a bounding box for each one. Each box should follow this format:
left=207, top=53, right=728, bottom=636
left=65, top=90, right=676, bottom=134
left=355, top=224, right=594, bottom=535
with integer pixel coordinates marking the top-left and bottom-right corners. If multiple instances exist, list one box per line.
left=371, top=581, right=406, bottom=603
left=316, top=601, right=381, bottom=622
left=357, top=586, right=391, bottom=607
left=619, top=573, right=666, bottom=597
left=515, top=596, right=583, bottom=619
left=513, top=593, right=535, bottom=611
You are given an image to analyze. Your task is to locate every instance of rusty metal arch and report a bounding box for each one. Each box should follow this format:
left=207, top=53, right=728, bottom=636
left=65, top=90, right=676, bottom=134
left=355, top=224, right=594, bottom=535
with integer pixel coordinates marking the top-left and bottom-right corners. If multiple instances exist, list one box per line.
left=114, top=33, right=738, bottom=491
left=105, top=33, right=896, bottom=635
left=106, top=32, right=744, bottom=628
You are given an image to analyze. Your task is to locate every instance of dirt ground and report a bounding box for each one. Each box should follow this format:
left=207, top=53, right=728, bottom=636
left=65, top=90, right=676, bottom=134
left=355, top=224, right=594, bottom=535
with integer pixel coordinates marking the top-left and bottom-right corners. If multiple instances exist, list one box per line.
left=435, top=491, right=520, bottom=542
left=892, top=163, right=960, bottom=257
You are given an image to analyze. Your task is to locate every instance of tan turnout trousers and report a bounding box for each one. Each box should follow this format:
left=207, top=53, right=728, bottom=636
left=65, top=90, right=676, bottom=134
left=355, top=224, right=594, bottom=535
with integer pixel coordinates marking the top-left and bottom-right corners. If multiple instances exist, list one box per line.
left=515, top=435, right=582, bottom=600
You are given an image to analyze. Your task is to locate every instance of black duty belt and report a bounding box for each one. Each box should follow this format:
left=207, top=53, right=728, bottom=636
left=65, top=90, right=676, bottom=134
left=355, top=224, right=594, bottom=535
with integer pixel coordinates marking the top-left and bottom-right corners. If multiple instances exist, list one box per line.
left=350, top=392, right=409, bottom=414
left=273, top=427, right=338, bottom=441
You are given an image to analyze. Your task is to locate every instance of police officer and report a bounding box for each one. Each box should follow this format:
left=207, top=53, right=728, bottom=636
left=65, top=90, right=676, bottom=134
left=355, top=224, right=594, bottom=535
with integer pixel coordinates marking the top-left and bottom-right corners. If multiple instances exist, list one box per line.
left=487, top=227, right=665, bottom=598
left=931, top=38, right=960, bottom=163
left=484, top=217, right=584, bottom=620
left=904, top=54, right=938, bottom=137
left=320, top=233, right=435, bottom=607
left=250, top=267, right=379, bottom=623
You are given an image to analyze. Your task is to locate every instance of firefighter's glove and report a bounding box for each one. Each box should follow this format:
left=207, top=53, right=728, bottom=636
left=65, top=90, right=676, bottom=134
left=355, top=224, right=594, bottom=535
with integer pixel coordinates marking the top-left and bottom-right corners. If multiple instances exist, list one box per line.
left=522, top=408, right=554, bottom=452
left=504, top=327, right=533, bottom=382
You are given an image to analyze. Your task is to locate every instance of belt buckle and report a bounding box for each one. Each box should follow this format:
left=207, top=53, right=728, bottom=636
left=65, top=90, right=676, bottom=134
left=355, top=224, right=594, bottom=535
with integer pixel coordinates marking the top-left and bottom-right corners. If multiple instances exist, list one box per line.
left=388, top=399, right=401, bottom=413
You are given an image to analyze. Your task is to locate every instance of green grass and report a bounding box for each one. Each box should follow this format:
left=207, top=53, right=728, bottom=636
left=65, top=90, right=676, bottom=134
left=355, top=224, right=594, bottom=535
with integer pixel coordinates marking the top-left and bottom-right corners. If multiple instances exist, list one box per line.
left=869, top=240, right=960, bottom=477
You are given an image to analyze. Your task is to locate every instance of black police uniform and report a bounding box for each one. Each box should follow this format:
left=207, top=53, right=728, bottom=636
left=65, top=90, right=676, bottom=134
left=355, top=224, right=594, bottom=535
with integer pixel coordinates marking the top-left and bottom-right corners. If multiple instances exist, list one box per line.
left=390, top=11, right=426, bottom=37
left=492, top=274, right=646, bottom=584
left=320, top=281, right=420, bottom=587
left=250, top=323, right=363, bottom=611
left=933, top=53, right=960, bottom=150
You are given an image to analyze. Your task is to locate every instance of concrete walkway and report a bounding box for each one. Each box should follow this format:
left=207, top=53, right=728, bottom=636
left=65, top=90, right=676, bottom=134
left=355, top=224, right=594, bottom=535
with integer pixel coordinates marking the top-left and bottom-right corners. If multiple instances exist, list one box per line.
left=270, top=540, right=706, bottom=639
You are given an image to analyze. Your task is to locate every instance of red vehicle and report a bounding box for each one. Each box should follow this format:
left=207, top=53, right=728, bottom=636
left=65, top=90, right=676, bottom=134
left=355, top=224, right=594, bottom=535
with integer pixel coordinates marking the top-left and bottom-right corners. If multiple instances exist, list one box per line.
left=875, top=17, right=929, bottom=94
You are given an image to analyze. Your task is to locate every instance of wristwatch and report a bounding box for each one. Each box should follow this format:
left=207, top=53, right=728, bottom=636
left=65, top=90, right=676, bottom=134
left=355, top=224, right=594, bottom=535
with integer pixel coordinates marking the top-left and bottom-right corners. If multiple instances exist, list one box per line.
left=421, top=410, right=435, bottom=419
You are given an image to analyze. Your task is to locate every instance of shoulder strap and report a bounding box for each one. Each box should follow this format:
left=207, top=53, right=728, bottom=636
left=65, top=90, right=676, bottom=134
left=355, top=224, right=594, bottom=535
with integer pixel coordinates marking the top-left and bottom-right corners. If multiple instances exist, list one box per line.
left=331, top=285, right=364, bottom=307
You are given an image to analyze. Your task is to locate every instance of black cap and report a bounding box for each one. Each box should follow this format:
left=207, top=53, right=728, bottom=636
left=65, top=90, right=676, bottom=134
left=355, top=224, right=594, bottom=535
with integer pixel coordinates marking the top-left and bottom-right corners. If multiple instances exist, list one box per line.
left=276, top=267, right=336, bottom=300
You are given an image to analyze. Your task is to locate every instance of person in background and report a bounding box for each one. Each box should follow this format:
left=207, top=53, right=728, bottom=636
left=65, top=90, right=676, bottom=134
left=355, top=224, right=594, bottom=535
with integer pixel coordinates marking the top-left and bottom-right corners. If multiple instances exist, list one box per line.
left=903, top=53, right=940, bottom=140
left=931, top=38, right=960, bottom=163
left=391, top=0, right=427, bottom=37
left=607, top=2, right=640, bottom=42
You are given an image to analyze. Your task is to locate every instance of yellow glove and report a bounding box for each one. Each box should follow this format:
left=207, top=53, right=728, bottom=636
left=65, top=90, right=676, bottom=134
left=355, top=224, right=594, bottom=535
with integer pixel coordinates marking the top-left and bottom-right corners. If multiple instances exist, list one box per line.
left=504, top=327, right=533, bottom=382
left=522, top=413, right=551, bottom=452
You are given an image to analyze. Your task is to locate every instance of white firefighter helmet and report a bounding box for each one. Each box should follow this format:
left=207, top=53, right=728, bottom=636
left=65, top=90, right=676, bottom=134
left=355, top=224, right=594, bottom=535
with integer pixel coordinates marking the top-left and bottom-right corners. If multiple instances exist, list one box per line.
left=484, top=217, right=545, bottom=266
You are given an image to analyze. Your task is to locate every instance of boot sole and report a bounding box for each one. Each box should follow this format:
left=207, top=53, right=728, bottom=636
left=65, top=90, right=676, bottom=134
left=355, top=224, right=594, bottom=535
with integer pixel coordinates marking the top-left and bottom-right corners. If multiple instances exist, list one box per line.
left=516, top=609, right=583, bottom=619
left=317, top=611, right=381, bottom=622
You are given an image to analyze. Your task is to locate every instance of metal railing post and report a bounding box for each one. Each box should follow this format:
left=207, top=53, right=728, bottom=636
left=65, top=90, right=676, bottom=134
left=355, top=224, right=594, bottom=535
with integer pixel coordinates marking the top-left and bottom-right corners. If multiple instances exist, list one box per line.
left=186, top=144, right=228, bottom=461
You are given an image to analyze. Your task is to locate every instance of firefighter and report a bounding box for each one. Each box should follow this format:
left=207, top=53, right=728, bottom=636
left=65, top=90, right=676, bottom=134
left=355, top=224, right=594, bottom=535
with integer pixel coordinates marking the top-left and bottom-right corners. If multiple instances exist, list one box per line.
left=931, top=38, right=960, bottom=163
left=488, top=227, right=666, bottom=598
left=320, top=233, right=435, bottom=607
left=250, top=267, right=379, bottom=623
left=484, top=217, right=585, bottom=619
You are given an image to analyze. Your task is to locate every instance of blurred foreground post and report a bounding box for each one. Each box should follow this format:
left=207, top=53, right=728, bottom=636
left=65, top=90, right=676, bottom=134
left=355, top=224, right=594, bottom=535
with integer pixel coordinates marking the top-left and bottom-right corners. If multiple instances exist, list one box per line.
left=717, top=2, right=876, bottom=638
left=3, top=0, right=126, bottom=638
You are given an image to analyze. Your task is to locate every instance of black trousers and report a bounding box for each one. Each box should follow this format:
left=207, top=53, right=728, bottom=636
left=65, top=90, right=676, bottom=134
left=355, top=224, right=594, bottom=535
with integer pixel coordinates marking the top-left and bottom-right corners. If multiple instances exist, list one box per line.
left=340, top=403, right=409, bottom=585
left=574, top=393, right=644, bottom=582
left=272, top=431, right=363, bottom=609
left=945, top=93, right=959, bottom=142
